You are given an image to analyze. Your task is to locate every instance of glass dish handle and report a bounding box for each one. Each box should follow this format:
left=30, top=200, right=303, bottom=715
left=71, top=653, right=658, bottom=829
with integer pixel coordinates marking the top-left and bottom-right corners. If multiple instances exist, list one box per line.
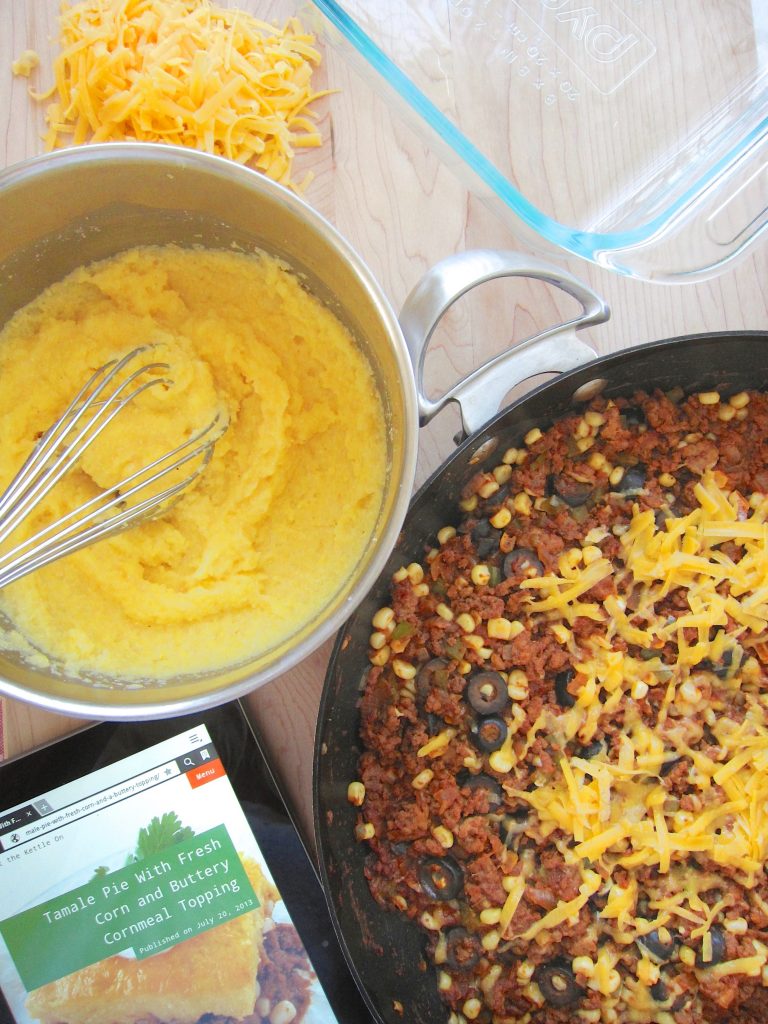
left=399, top=250, right=610, bottom=438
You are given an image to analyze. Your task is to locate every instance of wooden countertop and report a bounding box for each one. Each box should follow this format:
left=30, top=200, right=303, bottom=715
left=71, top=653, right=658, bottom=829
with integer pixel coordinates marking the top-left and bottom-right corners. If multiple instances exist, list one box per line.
left=1, top=1, right=767, bottom=853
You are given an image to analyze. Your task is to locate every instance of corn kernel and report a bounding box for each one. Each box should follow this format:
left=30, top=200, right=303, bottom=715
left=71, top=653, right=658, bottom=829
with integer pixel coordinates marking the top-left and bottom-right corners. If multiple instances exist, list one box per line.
left=480, top=907, right=502, bottom=925
left=631, top=680, right=649, bottom=700
left=679, top=680, right=701, bottom=704
left=422, top=910, right=442, bottom=932
left=524, top=427, right=542, bottom=446
left=517, top=961, right=536, bottom=983
left=575, top=436, right=594, bottom=452
left=585, top=410, right=605, bottom=428
left=392, top=566, right=409, bottom=583
left=369, top=646, right=390, bottom=666
left=481, top=929, right=500, bottom=951
left=659, top=472, right=676, bottom=487
left=489, top=748, right=515, bottom=773
left=575, top=418, right=591, bottom=439
left=393, top=894, right=407, bottom=912
left=551, top=623, right=571, bottom=645
left=438, top=970, right=452, bottom=991
left=493, top=463, right=513, bottom=485
left=459, top=495, right=478, bottom=513
left=437, top=525, right=457, bottom=545
left=431, top=825, right=454, bottom=849
left=507, top=669, right=529, bottom=698
left=471, top=564, right=491, bottom=586
left=729, top=391, right=750, bottom=409
left=478, top=646, right=493, bottom=660
left=347, top=782, right=366, bottom=806
left=412, top=768, right=434, bottom=790
left=464, top=634, right=485, bottom=651
left=718, top=404, right=736, bottom=422
left=372, top=607, right=395, bottom=631
left=679, top=946, right=696, bottom=967
left=392, top=658, right=417, bottom=680
left=369, top=631, right=388, bottom=650
left=512, top=492, right=532, bottom=515
left=355, top=822, right=375, bottom=841
left=698, top=391, right=720, bottom=405
left=413, top=582, right=430, bottom=598
left=406, top=562, right=424, bottom=584
left=436, top=603, right=454, bottom=621
left=609, top=466, right=624, bottom=487
left=736, top=407, right=749, bottom=420
left=462, top=998, right=482, bottom=1020
left=502, top=447, right=520, bottom=464
left=456, top=612, right=476, bottom=632
left=478, top=479, right=500, bottom=499
left=487, top=616, right=512, bottom=640
left=482, top=965, right=503, bottom=995
left=725, top=917, right=748, bottom=934
left=490, top=507, right=512, bottom=529
left=588, top=451, right=607, bottom=471
left=572, top=956, right=595, bottom=978
left=562, top=546, right=583, bottom=569
left=582, top=545, right=602, bottom=564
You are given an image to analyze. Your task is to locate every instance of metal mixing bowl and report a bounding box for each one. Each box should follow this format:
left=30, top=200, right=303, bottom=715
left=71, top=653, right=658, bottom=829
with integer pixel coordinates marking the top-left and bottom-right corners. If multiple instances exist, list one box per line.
left=0, top=143, right=418, bottom=719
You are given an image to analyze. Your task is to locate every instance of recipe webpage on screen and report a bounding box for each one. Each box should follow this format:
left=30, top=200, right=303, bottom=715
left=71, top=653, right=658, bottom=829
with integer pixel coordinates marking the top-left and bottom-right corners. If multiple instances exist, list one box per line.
left=0, top=724, right=337, bottom=1024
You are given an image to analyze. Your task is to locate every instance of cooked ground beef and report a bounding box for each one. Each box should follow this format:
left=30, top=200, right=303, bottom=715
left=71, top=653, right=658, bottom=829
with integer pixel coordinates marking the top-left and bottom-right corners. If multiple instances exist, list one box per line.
left=353, top=388, right=768, bottom=1024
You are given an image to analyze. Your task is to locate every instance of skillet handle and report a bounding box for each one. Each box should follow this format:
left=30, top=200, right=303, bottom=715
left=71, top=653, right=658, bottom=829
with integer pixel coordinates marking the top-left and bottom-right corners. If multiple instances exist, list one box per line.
left=399, top=250, right=610, bottom=438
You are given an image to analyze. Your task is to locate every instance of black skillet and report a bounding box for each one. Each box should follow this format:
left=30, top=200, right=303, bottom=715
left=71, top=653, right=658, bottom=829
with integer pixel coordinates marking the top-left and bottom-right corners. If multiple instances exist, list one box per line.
left=313, top=253, right=768, bottom=1024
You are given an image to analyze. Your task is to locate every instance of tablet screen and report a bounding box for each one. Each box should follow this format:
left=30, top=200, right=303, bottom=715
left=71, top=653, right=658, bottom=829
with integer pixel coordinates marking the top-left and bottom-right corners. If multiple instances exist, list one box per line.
left=0, top=703, right=371, bottom=1024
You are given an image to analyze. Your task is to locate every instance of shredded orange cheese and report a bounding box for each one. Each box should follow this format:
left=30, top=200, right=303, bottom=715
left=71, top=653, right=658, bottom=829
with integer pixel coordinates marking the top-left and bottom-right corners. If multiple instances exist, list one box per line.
left=30, top=0, right=328, bottom=190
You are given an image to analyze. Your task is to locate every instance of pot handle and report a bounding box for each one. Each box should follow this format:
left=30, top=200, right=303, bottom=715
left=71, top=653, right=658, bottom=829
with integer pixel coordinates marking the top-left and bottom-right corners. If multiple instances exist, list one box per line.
left=399, top=250, right=610, bottom=438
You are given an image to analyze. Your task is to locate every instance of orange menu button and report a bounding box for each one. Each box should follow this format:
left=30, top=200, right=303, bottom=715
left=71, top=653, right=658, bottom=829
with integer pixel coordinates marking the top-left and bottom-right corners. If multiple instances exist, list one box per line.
left=186, top=757, right=226, bottom=789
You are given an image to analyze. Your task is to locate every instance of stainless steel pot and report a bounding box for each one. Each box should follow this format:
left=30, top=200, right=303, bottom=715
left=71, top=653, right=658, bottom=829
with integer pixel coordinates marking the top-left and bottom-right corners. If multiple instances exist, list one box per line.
left=0, top=147, right=607, bottom=718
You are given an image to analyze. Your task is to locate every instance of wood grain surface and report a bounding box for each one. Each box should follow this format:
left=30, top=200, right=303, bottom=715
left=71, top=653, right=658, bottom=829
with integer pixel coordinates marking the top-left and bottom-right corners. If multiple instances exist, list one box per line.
left=0, top=0, right=766, bottom=853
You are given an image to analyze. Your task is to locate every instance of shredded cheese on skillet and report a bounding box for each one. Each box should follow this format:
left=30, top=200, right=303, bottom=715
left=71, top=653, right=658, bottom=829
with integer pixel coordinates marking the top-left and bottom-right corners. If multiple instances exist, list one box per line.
left=510, top=471, right=768, bottom=957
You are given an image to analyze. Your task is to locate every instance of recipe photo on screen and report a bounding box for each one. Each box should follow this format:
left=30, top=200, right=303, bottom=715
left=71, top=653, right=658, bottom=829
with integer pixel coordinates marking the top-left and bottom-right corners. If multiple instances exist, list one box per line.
left=0, top=724, right=337, bottom=1024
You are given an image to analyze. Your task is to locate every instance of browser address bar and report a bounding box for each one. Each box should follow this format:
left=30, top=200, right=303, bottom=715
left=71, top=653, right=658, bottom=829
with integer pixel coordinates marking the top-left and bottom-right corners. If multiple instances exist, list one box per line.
left=0, top=760, right=182, bottom=850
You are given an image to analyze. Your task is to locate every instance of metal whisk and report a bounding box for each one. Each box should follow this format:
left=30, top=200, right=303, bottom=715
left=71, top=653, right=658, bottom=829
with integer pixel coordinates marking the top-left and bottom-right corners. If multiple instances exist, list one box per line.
left=0, top=347, right=226, bottom=589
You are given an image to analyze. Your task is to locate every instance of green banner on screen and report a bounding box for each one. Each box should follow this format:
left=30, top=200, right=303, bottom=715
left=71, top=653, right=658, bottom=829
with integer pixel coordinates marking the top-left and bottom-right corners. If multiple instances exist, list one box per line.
left=0, top=824, right=258, bottom=991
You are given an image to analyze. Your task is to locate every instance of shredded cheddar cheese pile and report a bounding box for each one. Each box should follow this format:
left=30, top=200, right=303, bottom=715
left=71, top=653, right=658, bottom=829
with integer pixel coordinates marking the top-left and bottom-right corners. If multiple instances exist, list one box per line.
left=24, top=0, right=327, bottom=190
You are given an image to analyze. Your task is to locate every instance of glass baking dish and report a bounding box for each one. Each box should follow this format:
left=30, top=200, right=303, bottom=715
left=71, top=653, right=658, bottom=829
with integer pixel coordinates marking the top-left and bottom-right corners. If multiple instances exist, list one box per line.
left=309, top=0, right=768, bottom=282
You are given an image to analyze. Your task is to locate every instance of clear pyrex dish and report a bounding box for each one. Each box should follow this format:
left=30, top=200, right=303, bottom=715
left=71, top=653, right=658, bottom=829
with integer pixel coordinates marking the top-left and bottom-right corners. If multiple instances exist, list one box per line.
left=309, top=0, right=768, bottom=282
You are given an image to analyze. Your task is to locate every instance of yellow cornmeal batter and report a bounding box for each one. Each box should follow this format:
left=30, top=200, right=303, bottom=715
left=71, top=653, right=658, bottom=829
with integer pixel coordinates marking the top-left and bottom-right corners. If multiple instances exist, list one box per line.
left=0, top=246, right=387, bottom=679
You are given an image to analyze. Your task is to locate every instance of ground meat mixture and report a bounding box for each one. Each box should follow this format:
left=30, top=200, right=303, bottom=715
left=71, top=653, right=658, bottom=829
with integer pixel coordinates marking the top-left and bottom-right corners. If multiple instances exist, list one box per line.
left=350, top=387, right=768, bottom=1024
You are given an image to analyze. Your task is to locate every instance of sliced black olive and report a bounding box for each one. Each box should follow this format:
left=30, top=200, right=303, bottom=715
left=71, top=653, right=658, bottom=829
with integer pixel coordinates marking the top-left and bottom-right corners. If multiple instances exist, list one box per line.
left=459, top=772, right=504, bottom=808
left=416, top=658, right=451, bottom=704
left=694, top=926, right=726, bottom=968
left=575, top=739, right=603, bottom=760
left=551, top=473, right=595, bottom=508
left=620, top=405, right=647, bottom=428
left=466, top=671, right=509, bottom=715
left=418, top=856, right=463, bottom=901
left=555, top=668, right=576, bottom=708
left=471, top=519, right=503, bottom=559
left=637, top=928, right=677, bottom=964
left=533, top=958, right=584, bottom=1008
left=426, top=712, right=446, bottom=737
left=650, top=980, right=669, bottom=1003
left=445, top=926, right=482, bottom=971
left=470, top=714, right=508, bottom=753
left=700, top=646, right=738, bottom=680
left=616, top=463, right=647, bottom=492
left=502, top=548, right=543, bottom=579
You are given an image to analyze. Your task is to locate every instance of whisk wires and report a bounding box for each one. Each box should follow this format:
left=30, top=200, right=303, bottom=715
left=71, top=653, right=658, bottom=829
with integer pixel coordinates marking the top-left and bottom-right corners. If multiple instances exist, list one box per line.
left=0, top=347, right=226, bottom=589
